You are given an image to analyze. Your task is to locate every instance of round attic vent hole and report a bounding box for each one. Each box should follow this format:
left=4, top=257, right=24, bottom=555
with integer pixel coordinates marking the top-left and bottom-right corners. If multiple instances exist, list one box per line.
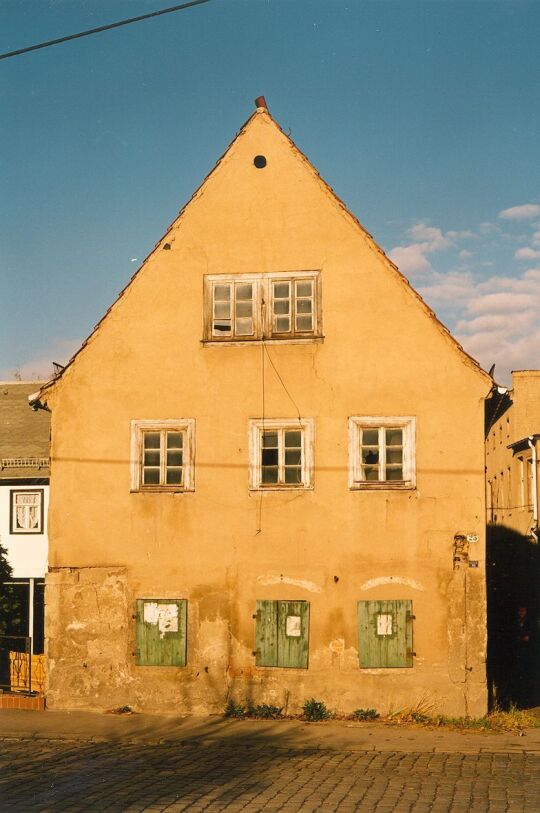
left=253, top=155, right=267, bottom=169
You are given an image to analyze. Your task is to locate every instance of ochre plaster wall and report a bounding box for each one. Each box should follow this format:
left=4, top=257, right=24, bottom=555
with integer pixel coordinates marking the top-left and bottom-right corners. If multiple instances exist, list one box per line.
left=44, top=110, right=490, bottom=716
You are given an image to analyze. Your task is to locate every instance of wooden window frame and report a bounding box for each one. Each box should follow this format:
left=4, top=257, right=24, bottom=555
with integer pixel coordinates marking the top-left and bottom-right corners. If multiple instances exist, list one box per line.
left=348, top=416, right=416, bottom=490
left=9, top=488, right=44, bottom=534
left=130, top=419, right=195, bottom=493
left=249, top=418, right=314, bottom=491
left=203, top=271, right=322, bottom=343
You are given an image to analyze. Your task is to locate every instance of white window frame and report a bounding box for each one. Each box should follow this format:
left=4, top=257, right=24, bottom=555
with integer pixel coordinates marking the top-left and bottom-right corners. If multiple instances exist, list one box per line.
left=203, top=271, right=322, bottom=343
left=348, top=416, right=416, bottom=490
left=10, top=489, right=44, bottom=534
left=249, top=418, right=314, bottom=490
left=130, top=420, right=195, bottom=492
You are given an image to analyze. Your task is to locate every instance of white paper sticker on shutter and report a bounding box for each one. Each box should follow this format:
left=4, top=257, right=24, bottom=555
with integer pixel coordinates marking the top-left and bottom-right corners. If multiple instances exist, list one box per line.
left=143, top=602, right=179, bottom=638
left=286, top=615, right=301, bottom=637
left=376, top=613, right=393, bottom=636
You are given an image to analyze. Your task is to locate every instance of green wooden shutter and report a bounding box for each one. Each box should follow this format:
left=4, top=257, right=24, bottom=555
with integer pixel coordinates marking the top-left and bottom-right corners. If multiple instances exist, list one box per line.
left=255, top=600, right=279, bottom=666
left=277, top=600, right=310, bottom=669
left=136, top=599, right=187, bottom=666
left=358, top=599, right=413, bottom=668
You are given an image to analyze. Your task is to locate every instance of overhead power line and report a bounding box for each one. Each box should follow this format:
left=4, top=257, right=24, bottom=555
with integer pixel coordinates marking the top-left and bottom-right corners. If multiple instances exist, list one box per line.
left=0, top=0, right=215, bottom=62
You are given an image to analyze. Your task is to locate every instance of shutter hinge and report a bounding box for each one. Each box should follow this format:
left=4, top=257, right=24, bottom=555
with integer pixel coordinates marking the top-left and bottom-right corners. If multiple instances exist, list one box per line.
left=406, top=613, right=416, bottom=621
left=252, top=650, right=259, bottom=657
left=407, top=649, right=416, bottom=658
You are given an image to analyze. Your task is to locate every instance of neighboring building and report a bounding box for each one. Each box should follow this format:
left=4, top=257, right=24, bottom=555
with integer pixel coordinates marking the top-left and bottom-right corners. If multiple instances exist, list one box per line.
left=486, top=371, right=540, bottom=540
left=33, top=99, right=492, bottom=717
left=0, top=381, right=49, bottom=656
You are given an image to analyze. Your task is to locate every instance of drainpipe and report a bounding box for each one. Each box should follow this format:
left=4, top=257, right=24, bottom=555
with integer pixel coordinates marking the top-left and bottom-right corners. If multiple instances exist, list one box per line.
left=527, top=437, right=539, bottom=542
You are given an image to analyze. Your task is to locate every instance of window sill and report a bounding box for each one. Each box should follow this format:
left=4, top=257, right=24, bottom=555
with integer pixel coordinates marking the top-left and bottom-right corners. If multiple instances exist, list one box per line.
left=249, top=485, right=314, bottom=492
left=350, top=482, right=415, bottom=491
left=130, top=488, right=194, bottom=494
left=202, top=336, right=324, bottom=347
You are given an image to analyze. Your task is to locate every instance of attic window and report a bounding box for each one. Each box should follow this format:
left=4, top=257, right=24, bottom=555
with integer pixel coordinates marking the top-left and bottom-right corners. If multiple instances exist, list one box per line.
left=253, top=155, right=267, bottom=168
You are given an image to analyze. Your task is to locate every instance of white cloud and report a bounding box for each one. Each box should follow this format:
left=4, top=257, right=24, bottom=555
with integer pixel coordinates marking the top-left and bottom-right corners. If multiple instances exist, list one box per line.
left=515, top=247, right=540, bottom=260
left=389, top=221, right=459, bottom=276
left=389, top=243, right=432, bottom=275
left=408, top=223, right=452, bottom=251
left=458, top=250, right=474, bottom=259
left=498, top=203, right=540, bottom=221
left=532, top=231, right=540, bottom=245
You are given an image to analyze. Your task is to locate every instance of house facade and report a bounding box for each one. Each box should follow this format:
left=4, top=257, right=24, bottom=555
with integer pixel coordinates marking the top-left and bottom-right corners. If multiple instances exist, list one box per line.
left=35, top=100, right=491, bottom=716
left=0, top=382, right=49, bottom=662
left=486, top=371, right=540, bottom=540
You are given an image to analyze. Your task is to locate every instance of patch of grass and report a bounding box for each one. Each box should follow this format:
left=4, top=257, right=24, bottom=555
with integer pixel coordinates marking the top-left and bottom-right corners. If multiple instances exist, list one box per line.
left=388, top=701, right=540, bottom=733
left=224, top=700, right=246, bottom=718
left=302, top=698, right=332, bottom=722
left=247, top=704, right=284, bottom=719
left=350, top=708, right=379, bottom=721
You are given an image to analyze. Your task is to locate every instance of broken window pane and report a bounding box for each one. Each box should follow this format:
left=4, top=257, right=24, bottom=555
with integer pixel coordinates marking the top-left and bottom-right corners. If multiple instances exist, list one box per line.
left=262, top=448, right=279, bottom=466
left=362, top=448, right=379, bottom=465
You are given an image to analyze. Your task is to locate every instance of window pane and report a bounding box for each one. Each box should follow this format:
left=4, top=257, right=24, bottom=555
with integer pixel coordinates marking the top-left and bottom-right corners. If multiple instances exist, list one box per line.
left=235, top=318, right=253, bottom=335
left=285, top=449, right=301, bottom=465
left=236, top=283, right=253, bottom=301
left=285, top=466, right=302, bottom=484
left=275, top=317, right=290, bottom=332
left=362, top=429, right=379, bottom=445
left=235, top=301, right=252, bottom=317
left=166, top=467, right=183, bottom=485
left=296, top=299, right=312, bottom=314
left=167, top=451, right=183, bottom=467
left=386, top=449, right=402, bottom=464
left=214, top=284, right=230, bottom=301
left=363, top=466, right=379, bottom=481
left=296, top=315, right=313, bottom=331
left=285, top=430, right=302, bottom=447
left=362, top=447, right=379, bottom=464
left=262, top=467, right=278, bottom=484
left=386, top=467, right=403, bottom=480
left=386, top=428, right=403, bottom=446
left=296, top=281, right=313, bottom=297
left=262, top=432, right=278, bottom=448
left=167, top=432, right=183, bottom=449
left=143, top=432, right=160, bottom=449
left=214, top=302, right=231, bottom=319
left=143, top=468, right=160, bottom=485
left=274, top=299, right=290, bottom=314
left=144, top=451, right=160, bottom=466
left=213, top=320, right=232, bottom=333
left=262, top=448, right=279, bottom=466
left=274, top=282, right=290, bottom=298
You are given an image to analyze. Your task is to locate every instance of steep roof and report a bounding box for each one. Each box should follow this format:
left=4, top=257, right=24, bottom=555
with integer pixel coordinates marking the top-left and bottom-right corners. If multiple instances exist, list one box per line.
left=0, top=382, right=50, bottom=478
left=33, top=101, right=491, bottom=408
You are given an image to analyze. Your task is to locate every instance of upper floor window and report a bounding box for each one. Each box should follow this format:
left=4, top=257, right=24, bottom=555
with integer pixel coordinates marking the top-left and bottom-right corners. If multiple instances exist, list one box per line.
left=130, top=420, right=195, bottom=492
left=249, top=419, right=314, bottom=490
left=204, top=272, right=321, bottom=342
left=10, top=489, right=44, bottom=534
left=349, top=417, right=416, bottom=490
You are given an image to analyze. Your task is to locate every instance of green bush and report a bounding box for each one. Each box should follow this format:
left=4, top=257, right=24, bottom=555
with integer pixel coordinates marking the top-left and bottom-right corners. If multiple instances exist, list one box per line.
left=302, top=698, right=331, bottom=722
left=248, top=704, right=284, bottom=719
left=224, top=700, right=246, bottom=718
left=350, top=708, right=379, bottom=721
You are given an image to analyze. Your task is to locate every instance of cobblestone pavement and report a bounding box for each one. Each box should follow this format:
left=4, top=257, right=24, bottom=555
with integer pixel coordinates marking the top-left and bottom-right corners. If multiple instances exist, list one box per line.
left=1, top=738, right=539, bottom=813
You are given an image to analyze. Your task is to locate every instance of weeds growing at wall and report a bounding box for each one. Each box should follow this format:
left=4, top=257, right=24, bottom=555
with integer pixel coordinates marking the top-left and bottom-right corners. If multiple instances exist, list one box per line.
left=302, top=698, right=332, bottom=721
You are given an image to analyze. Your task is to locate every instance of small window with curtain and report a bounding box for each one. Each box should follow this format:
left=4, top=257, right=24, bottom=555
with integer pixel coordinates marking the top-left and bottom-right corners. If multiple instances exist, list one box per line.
left=10, top=489, right=44, bottom=534
left=130, top=420, right=195, bottom=492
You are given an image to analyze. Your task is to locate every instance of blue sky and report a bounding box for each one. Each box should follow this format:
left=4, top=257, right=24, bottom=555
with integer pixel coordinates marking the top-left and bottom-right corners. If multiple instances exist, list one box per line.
left=1, top=0, right=539, bottom=384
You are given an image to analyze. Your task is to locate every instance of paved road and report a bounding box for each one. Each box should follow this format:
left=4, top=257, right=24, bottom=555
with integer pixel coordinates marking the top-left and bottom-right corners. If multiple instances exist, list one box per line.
left=1, top=738, right=539, bottom=813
